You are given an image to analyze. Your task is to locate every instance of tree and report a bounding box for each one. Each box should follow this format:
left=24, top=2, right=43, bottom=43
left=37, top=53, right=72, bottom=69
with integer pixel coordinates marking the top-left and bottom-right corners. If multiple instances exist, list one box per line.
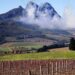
left=37, top=45, right=48, bottom=52
left=69, top=37, right=75, bottom=50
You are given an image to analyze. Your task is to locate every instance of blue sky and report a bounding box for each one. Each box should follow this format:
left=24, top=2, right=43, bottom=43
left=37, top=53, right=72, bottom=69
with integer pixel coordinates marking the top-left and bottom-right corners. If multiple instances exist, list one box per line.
left=0, top=0, right=75, bottom=16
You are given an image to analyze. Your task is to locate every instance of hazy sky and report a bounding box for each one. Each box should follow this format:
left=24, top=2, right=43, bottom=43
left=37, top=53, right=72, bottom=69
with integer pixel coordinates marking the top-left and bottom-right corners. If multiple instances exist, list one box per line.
left=0, top=0, right=75, bottom=16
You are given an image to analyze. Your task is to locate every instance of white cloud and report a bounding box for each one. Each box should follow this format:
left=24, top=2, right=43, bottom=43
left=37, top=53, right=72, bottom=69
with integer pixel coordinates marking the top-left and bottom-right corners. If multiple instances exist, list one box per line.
left=18, top=6, right=75, bottom=30
left=63, top=7, right=75, bottom=29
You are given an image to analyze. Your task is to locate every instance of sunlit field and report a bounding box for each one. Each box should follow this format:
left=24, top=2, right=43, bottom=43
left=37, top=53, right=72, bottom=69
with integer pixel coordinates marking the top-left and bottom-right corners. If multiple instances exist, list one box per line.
left=0, top=47, right=75, bottom=61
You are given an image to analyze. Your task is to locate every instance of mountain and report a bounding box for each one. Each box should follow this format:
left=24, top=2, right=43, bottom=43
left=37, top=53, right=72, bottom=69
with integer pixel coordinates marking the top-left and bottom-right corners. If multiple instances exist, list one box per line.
left=25, top=1, right=39, bottom=18
left=0, top=1, right=72, bottom=44
left=25, top=1, right=60, bottom=18
left=39, top=2, right=60, bottom=17
left=0, top=1, right=60, bottom=21
left=0, top=6, right=24, bottom=21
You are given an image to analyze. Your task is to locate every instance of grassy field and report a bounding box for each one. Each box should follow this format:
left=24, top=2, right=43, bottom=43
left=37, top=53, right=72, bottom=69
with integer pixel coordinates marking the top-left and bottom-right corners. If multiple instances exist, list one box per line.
left=0, top=42, right=43, bottom=52
left=0, top=47, right=12, bottom=52
left=0, top=47, right=75, bottom=61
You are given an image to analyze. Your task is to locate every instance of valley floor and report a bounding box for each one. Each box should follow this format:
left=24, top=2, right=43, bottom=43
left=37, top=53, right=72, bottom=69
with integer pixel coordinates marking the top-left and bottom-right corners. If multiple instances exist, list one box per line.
left=0, top=47, right=75, bottom=61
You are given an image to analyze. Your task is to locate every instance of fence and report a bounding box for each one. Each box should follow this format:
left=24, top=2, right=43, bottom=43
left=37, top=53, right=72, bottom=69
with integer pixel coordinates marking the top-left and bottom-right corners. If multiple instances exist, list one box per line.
left=0, top=60, right=75, bottom=75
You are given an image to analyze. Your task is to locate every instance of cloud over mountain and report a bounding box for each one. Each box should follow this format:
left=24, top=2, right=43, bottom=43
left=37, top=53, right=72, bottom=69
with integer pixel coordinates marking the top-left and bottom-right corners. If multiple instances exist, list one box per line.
left=0, top=1, right=74, bottom=30
left=19, top=2, right=63, bottom=29
left=19, top=2, right=75, bottom=30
